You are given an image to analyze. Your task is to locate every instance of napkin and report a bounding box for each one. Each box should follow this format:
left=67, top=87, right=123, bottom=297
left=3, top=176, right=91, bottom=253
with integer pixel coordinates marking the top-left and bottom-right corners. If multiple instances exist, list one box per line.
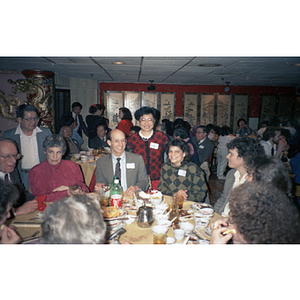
left=36, top=195, right=47, bottom=211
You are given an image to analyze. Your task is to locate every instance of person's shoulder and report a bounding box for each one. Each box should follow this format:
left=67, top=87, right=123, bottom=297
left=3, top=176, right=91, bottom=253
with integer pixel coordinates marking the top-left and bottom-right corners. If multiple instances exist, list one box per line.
left=3, top=127, right=17, bottom=136
left=154, top=130, right=169, bottom=140
left=126, top=151, right=143, bottom=160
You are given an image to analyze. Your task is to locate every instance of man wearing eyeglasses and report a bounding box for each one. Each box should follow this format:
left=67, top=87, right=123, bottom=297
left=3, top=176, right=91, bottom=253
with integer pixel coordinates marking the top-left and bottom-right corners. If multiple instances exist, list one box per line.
left=3, top=104, right=52, bottom=189
left=0, top=137, right=38, bottom=216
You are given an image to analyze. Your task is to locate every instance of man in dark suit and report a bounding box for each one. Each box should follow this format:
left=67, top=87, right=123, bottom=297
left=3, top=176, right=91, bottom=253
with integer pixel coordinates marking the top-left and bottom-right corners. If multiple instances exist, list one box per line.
left=59, top=102, right=88, bottom=138
left=3, top=104, right=52, bottom=188
left=191, top=125, right=215, bottom=165
left=95, top=129, right=149, bottom=195
left=0, top=137, right=38, bottom=216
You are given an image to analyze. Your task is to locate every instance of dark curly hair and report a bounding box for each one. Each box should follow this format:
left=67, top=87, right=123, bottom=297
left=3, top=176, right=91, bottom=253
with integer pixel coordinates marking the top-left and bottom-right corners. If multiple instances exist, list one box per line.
left=165, top=139, right=191, bottom=164
left=0, top=179, right=19, bottom=220
left=244, top=155, right=292, bottom=198
left=227, top=137, right=264, bottom=159
left=134, top=106, right=157, bottom=121
left=228, top=181, right=300, bottom=244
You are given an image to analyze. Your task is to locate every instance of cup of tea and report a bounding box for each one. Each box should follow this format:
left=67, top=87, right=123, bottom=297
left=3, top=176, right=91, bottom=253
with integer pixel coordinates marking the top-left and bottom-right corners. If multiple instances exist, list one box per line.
left=152, top=225, right=168, bottom=244
left=99, top=187, right=110, bottom=207
left=173, top=193, right=184, bottom=209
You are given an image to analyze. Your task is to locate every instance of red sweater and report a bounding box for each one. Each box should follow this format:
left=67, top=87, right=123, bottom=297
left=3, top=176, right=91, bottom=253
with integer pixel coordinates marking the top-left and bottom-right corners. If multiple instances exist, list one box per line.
left=127, top=131, right=169, bottom=181
left=29, top=159, right=89, bottom=202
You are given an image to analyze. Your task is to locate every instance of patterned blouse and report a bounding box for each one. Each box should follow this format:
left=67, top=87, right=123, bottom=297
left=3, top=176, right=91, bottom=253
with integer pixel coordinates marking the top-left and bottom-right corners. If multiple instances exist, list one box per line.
left=127, top=131, right=169, bottom=181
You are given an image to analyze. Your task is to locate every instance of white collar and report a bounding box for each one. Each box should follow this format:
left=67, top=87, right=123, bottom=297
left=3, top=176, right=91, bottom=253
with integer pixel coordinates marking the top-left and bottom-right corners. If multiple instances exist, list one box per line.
left=15, top=124, right=42, bottom=135
left=139, top=130, right=153, bottom=140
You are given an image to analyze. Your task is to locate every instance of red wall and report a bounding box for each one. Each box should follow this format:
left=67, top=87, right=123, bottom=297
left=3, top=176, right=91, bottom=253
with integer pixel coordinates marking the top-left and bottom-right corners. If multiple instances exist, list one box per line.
left=99, top=82, right=296, bottom=118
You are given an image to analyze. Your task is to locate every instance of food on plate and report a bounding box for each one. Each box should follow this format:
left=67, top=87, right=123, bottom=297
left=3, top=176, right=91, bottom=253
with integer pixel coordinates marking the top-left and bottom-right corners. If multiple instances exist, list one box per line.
left=223, top=228, right=237, bottom=235
left=122, top=194, right=134, bottom=203
left=102, top=206, right=122, bottom=218
left=137, top=191, right=150, bottom=200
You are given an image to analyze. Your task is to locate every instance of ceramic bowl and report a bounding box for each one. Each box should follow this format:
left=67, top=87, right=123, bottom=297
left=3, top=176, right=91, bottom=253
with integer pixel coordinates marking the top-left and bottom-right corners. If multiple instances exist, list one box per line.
left=179, top=222, right=194, bottom=234
left=152, top=225, right=168, bottom=235
left=166, top=237, right=175, bottom=244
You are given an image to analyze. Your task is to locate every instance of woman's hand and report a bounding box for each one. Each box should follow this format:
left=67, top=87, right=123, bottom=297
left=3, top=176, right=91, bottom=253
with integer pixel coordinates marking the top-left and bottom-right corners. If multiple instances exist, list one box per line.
left=174, top=189, right=188, bottom=200
left=210, top=227, right=233, bottom=244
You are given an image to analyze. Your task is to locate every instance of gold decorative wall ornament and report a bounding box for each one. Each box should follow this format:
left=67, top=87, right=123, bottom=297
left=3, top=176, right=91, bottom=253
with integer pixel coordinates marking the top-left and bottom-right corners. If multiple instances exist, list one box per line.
left=0, top=90, right=23, bottom=121
left=7, top=70, right=55, bottom=131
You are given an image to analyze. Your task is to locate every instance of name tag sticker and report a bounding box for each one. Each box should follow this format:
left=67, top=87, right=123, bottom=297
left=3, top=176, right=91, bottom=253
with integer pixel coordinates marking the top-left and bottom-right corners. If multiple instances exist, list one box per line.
left=126, top=163, right=135, bottom=169
left=199, top=145, right=204, bottom=149
left=178, top=169, right=187, bottom=177
left=150, top=142, right=159, bottom=150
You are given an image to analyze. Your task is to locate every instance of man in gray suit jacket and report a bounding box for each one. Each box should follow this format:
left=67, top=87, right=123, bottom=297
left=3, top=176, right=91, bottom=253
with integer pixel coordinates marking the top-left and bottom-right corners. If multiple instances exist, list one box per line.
left=95, top=129, right=149, bottom=195
left=3, top=104, right=52, bottom=188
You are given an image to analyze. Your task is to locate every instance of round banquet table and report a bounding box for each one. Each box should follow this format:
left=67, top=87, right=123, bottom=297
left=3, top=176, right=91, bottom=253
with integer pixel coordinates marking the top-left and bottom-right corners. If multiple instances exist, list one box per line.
left=119, top=196, right=222, bottom=244
left=7, top=195, right=222, bottom=244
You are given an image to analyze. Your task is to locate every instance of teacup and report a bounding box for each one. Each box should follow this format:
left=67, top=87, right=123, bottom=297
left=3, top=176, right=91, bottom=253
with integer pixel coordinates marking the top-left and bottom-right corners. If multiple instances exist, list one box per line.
left=153, top=209, right=164, bottom=216
left=155, top=203, right=168, bottom=211
left=179, top=222, right=194, bottom=234
left=152, top=225, right=169, bottom=244
left=173, top=229, right=185, bottom=241
left=194, top=217, right=209, bottom=228
left=81, top=155, right=88, bottom=163
left=156, top=219, right=172, bottom=227
left=155, top=213, right=169, bottom=222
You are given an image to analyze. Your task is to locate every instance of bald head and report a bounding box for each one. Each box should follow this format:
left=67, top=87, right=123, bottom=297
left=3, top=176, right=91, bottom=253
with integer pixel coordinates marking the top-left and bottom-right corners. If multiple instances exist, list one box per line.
left=107, top=129, right=126, bottom=157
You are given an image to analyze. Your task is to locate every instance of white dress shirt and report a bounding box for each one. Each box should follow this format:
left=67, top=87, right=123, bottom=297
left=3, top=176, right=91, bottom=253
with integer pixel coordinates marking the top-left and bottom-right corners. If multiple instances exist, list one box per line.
left=16, top=124, right=41, bottom=169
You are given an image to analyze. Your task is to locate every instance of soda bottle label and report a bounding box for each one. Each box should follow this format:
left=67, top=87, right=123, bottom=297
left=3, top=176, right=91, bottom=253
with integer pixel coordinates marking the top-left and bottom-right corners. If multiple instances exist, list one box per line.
left=111, top=194, right=122, bottom=208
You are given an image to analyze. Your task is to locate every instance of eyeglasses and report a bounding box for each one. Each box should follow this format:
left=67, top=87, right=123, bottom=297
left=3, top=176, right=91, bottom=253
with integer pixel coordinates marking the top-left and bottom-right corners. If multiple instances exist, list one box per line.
left=22, top=117, right=40, bottom=122
left=0, top=154, right=22, bottom=161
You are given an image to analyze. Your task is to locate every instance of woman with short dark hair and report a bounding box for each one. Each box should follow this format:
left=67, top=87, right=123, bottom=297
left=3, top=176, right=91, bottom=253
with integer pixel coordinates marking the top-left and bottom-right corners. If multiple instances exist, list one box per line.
left=157, top=139, right=207, bottom=202
left=29, top=134, right=89, bottom=202
left=127, top=106, right=169, bottom=190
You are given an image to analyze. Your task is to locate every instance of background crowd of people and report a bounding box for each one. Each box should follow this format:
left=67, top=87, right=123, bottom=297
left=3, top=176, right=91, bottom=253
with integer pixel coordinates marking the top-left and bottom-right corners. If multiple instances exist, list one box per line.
left=1, top=102, right=300, bottom=244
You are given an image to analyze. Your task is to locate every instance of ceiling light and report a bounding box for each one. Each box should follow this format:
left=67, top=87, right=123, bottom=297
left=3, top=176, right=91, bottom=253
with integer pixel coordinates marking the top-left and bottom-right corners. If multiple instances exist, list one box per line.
left=112, top=61, right=125, bottom=65
left=198, top=63, right=222, bottom=67
left=291, top=63, right=300, bottom=67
